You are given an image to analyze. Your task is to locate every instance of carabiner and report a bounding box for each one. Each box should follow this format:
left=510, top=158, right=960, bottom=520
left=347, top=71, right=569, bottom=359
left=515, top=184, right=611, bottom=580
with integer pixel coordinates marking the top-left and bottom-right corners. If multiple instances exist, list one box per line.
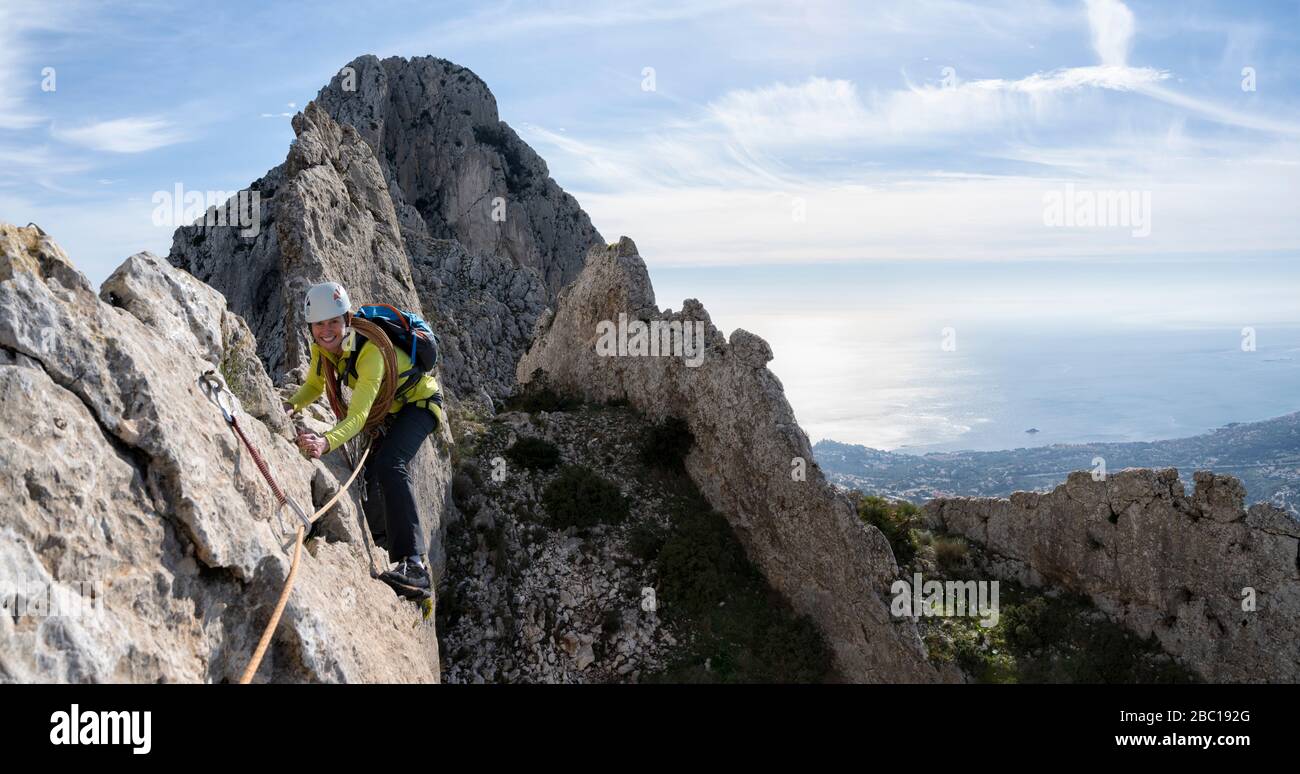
left=198, top=370, right=237, bottom=425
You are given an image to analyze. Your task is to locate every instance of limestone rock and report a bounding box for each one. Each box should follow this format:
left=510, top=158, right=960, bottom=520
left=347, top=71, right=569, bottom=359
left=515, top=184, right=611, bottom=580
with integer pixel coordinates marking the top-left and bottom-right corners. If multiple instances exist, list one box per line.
left=926, top=468, right=1300, bottom=682
left=169, top=55, right=599, bottom=406
left=0, top=223, right=439, bottom=683
left=316, top=54, right=603, bottom=298
left=516, top=240, right=944, bottom=682
left=169, top=102, right=421, bottom=382
left=408, top=238, right=548, bottom=407
left=101, top=251, right=290, bottom=437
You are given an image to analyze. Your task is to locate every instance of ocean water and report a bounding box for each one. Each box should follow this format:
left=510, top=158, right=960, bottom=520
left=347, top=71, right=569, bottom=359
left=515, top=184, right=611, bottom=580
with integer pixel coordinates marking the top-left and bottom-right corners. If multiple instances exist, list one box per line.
left=796, top=322, right=1300, bottom=453
left=651, top=257, right=1300, bottom=453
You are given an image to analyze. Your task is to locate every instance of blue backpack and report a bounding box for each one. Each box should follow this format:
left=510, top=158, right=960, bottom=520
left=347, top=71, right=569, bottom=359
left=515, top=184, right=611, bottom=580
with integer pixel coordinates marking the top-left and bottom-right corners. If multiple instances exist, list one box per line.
left=341, top=304, right=440, bottom=399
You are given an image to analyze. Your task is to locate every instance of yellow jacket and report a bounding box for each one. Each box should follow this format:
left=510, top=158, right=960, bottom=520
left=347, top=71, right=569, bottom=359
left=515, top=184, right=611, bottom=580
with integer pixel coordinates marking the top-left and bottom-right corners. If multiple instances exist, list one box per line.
left=288, top=329, right=442, bottom=452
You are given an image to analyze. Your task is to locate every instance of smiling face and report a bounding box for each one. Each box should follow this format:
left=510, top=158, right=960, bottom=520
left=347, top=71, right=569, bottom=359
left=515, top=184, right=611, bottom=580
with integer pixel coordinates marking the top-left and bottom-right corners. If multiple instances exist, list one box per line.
left=310, top=315, right=347, bottom=354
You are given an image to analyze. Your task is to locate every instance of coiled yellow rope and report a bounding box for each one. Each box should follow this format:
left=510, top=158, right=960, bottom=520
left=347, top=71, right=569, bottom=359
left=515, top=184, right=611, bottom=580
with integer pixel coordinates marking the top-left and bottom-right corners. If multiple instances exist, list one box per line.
left=322, top=317, right=400, bottom=437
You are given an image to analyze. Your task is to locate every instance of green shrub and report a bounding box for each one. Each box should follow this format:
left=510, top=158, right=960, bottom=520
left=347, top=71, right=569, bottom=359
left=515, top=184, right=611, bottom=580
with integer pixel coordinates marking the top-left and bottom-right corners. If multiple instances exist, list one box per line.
left=505, top=371, right=579, bottom=413
left=949, top=585, right=1201, bottom=684
left=645, top=491, right=833, bottom=683
left=451, top=461, right=482, bottom=516
left=933, top=536, right=969, bottom=572
left=857, top=495, right=921, bottom=566
left=655, top=506, right=749, bottom=617
left=542, top=465, right=629, bottom=529
left=639, top=416, right=694, bottom=470
left=504, top=436, right=561, bottom=471
left=751, top=612, right=834, bottom=683
left=625, top=522, right=666, bottom=562
left=505, top=386, right=578, bottom=414
left=1003, top=596, right=1054, bottom=652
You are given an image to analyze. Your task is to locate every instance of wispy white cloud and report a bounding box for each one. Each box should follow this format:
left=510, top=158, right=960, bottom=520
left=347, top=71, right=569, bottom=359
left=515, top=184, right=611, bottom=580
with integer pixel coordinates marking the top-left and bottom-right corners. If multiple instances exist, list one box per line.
left=0, top=190, right=177, bottom=283
left=52, top=116, right=191, bottom=153
left=0, top=2, right=48, bottom=129
left=571, top=142, right=1300, bottom=268
left=708, top=66, right=1169, bottom=151
left=0, top=144, right=94, bottom=189
left=519, top=0, right=1300, bottom=270
left=525, top=61, right=1175, bottom=195
left=1084, top=0, right=1136, bottom=66
left=390, top=0, right=753, bottom=49
left=1135, top=83, right=1300, bottom=136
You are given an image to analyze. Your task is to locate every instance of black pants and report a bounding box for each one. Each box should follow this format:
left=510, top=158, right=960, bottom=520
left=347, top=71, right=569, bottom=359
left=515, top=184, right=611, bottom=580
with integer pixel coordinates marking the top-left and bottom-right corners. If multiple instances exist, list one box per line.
left=363, top=404, right=438, bottom=562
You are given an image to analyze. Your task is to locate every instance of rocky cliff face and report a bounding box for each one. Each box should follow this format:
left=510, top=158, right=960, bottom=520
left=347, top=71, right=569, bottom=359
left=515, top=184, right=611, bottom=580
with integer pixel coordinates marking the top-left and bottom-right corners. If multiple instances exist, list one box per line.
left=439, top=408, right=686, bottom=683
left=925, top=469, right=1300, bottom=682
left=169, top=55, right=598, bottom=406
left=516, top=239, right=946, bottom=682
left=315, top=55, right=604, bottom=299
left=168, top=102, right=421, bottom=384
left=0, top=223, right=441, bottom=682
left=164, top=56, right=943, bottom=683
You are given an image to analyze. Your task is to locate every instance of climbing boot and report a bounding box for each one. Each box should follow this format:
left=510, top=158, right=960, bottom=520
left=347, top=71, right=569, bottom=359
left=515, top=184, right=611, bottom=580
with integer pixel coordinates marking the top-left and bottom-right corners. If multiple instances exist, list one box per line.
left=380, top=558, right=431, bottom=601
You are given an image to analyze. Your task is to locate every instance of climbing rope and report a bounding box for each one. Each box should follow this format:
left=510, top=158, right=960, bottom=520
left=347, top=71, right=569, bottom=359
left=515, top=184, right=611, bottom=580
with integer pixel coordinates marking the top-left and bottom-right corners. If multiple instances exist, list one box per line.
left=198, top=317, right=413, bottom=684
left=237, top=448, right=369, bottom=685
left=198, top=371, right=313, bottom=537
left=197, top=364, right=388, bottom=680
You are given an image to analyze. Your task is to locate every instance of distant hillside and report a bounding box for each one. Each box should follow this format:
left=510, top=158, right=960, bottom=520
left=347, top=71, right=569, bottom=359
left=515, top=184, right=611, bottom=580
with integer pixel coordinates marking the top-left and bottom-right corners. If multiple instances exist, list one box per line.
left=813, top=411, right=1300, bottom=515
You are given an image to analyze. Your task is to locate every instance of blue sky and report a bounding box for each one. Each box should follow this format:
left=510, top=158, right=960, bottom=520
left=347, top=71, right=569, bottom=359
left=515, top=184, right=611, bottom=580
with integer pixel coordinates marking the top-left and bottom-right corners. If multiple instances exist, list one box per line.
left=4, top=0, right=1299, bottom=446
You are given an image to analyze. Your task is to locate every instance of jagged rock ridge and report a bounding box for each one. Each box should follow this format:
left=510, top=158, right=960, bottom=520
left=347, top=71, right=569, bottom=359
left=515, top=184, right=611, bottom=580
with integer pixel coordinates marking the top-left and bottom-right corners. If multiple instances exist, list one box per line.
left=517, top=238, right=950, bottom=683
left=926, top=468, right=1300, bottom=682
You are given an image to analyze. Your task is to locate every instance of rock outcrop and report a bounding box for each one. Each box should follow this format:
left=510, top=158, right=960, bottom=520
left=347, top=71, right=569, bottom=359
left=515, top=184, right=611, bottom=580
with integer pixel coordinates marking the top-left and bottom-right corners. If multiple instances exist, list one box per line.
left=925, top=468, right=1300, bottom=682
left=516, top=238, right=945, bottom=682
left=406, top=237, right=548, bottom=410
left=169, top=55, right=598, bottom=405
left=316, top=55, right=603, bottom=298
left=169, top=102, right=422, bottom=383
left=0, top=223, right=440, bottom=683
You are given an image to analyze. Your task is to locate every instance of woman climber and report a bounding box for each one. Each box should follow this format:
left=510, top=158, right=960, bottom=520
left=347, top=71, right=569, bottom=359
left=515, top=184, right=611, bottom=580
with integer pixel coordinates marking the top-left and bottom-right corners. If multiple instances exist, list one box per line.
left=284, top=281, right=443, bottom=600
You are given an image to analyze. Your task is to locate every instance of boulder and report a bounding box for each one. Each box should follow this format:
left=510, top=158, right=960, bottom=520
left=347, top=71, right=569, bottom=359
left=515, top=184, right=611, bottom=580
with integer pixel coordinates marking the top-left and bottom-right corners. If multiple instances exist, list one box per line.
left=0, top=223, right=440, bottom=683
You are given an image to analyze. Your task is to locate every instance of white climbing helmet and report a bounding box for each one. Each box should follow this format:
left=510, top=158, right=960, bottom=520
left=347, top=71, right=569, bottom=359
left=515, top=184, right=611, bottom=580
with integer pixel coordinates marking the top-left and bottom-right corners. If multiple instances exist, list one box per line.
left=303, top=281, right=351, bottom=324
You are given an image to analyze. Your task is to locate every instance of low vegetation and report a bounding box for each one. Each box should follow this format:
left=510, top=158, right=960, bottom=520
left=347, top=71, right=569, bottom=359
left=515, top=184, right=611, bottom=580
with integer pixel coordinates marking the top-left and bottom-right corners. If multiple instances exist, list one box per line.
left=922, top=581, right=1197, bottom=684
left=505, top=370, right=580, bottom=413
left=855, top=494, right=922, bottom=566
left=641, top=482, right=833, bottom=684
left=638, top=416, right=694, bottom=470
left=542, top=465, right=629, bottom=529
left=504, top=436, right=561, bottom=471
left=852, top=490, right=1198, bottom=684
